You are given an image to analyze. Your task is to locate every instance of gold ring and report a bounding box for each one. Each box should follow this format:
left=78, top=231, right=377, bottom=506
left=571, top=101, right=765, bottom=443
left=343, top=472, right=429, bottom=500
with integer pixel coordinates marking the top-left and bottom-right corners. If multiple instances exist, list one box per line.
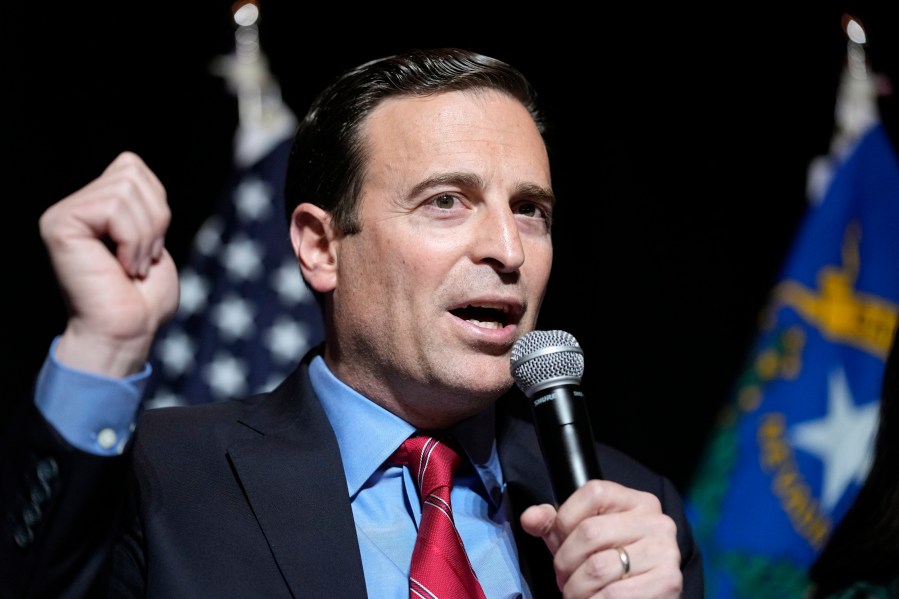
left=615, top=546, right=631, bottom=578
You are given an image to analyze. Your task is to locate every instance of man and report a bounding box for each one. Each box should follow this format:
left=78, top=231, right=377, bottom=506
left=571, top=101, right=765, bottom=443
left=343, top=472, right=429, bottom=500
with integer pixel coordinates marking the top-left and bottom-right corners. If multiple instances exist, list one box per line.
left=2, top=48, right=702, bottom=597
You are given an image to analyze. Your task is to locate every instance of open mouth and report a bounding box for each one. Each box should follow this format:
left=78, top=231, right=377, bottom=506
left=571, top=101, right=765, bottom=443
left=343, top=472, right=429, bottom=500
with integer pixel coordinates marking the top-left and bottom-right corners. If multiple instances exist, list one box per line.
left=450, top=304, right=518, bottom=329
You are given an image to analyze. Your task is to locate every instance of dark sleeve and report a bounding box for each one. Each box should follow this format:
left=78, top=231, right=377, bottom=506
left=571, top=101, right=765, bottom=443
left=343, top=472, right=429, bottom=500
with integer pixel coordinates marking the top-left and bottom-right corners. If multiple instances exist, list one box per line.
left=658, top=473, right=704, bottom=598
left=0, top=399, right=130, bottom=598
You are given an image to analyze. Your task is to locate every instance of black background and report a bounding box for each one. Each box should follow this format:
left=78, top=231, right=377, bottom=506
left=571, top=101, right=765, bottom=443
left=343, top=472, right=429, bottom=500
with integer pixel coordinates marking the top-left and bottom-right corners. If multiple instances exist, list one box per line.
left=4, top=2, right=897, bottom=492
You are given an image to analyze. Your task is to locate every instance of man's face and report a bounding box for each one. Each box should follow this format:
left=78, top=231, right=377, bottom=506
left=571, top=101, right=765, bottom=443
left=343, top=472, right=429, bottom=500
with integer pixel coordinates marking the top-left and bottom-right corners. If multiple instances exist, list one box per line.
left=328, top=89, right=554, bottom=428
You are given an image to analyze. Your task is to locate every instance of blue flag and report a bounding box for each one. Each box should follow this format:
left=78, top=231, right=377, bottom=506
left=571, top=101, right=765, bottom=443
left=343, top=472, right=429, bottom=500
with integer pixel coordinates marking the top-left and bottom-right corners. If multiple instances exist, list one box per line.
left=144, top=136, right=324, bottom=407
left=685, top=121, right=899, bottom=597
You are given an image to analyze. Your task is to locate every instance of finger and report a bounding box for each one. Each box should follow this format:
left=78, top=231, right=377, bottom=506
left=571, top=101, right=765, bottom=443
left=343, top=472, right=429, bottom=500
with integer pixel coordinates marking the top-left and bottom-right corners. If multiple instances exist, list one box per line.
left=520, top=482, right=657, bottom=565
left=109, top=186, right=166, bottom=278
left=549, top=511, right=635, bottom=593
left=553, top=480, right=660, bottom=538
left=564, top=543, right=683, bottom=599
left=551, top=510, right=631, bottom=580
left=135, top=248, right=180, bottom=324
left=552, top=484, right=679, bottom=593
left=561, top=522, right=682, bottom=597
left=50, top=153, right=169, bottom=278
left=558, top=546, right=633, bottom=598
left=102, top=151, right=168, bottom=226
left=101, top=152, right=170, bottom=277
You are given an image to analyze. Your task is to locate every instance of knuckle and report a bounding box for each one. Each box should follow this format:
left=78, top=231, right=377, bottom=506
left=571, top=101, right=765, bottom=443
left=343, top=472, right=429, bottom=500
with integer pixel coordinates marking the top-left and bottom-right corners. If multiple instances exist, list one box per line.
left=652, top=512, right=677, bottom=535
left=115, top=151, right=143, bottom=167
left=659, top=568, right=684, bottom=595
left=583, top=550, right=616, bottom=581
left=38, top=208, right=59, bottom=240
left=110, top=176, right=141, bottom=202
left=576, top=517, right=604, bottom=544
left=637, top=489, right=662, bottom=512
left=581, top=478, right=605, bottom=501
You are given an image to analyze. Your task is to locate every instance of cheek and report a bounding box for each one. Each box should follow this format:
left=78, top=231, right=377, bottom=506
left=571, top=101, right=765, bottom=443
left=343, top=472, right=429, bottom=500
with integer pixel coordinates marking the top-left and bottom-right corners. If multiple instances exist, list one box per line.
left=403, top=231, right=461, bottom=276
left=526, top=242, right=553, bottom=283
left=348, top=233, right=431, bottom=300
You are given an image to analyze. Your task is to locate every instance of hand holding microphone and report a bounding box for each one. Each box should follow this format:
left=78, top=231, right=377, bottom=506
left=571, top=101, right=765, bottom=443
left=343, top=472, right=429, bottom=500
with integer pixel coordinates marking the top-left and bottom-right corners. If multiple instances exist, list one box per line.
left=514, top=330, right=687, bottom=597
left=510, top=329, right=602, bottom=503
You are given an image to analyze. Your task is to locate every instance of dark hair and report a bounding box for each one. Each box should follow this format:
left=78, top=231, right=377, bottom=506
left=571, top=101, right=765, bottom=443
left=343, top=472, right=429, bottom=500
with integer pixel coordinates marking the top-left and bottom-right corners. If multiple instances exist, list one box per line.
left=807, top=324, right=899, bottom=596
left=283, top=47, right=545, bottom=234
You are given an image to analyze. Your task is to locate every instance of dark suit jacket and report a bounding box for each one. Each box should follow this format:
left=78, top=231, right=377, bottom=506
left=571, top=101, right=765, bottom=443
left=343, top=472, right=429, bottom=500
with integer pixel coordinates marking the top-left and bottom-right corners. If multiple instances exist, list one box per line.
left=2, top=349, right=703, bottom=598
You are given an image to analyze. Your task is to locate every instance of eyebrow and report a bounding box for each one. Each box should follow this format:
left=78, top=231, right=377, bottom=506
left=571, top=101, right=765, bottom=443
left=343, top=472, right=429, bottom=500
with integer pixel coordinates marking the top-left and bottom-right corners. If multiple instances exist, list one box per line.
left=516, top=182, right=556, bottom=207
left=409, top=172, right=556, bottom=206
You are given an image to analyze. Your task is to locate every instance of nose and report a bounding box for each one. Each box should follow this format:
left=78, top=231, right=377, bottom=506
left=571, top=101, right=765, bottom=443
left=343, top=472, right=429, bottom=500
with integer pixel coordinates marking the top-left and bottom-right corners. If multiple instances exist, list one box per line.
left=473, top=204, right=526, bottom=273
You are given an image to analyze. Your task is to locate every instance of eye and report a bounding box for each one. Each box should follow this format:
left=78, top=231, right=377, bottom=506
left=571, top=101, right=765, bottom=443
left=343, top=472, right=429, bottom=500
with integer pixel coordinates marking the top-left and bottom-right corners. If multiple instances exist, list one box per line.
left=516, top=202, right=539, bottom=218
left=431, top=193, right=459, bottom=210
left=515, top=201, right=551, bottom=223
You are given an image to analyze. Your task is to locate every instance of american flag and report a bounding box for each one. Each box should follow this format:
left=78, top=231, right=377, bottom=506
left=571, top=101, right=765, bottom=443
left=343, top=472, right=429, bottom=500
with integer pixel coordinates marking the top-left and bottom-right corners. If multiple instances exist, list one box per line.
left=144, top=135, right=324, bottom=408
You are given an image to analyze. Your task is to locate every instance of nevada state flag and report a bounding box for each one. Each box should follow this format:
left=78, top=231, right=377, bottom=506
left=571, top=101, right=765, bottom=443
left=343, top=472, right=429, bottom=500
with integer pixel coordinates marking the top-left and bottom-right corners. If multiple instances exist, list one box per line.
left=685, top=121, right=899, bottom=597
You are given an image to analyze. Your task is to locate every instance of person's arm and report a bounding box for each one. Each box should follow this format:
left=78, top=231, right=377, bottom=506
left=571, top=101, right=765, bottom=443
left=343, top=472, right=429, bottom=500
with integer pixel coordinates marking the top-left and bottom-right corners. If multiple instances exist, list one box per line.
left=35, top=336, right=151, bottom=455
left=1, top=151, right=179, bottom=597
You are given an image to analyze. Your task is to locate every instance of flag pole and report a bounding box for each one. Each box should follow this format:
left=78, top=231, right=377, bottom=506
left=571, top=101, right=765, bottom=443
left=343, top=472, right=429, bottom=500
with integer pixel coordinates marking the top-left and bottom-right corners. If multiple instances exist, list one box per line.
left=209, top=0, right=297, bottom=168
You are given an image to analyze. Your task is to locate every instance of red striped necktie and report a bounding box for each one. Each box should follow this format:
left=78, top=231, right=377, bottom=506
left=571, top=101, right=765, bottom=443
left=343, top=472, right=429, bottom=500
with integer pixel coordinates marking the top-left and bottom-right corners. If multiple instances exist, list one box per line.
left=391, top=435, right=487, bottom=599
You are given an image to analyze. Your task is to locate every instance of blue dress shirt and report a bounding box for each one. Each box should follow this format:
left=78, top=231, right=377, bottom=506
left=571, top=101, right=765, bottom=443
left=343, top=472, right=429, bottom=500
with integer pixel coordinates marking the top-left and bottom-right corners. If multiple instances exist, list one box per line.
left=35, top=337, right=149, bottom=456
left=309, top=356, right=529, bottom=598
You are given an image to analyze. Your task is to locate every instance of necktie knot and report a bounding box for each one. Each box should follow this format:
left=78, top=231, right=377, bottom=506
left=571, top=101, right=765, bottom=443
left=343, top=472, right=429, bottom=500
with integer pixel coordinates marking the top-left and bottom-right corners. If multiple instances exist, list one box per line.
left=391, top=435, right=460, bottom=501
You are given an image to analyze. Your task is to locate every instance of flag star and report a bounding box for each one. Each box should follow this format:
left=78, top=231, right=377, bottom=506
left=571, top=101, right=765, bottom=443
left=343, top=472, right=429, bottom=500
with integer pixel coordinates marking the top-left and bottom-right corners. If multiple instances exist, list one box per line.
left=195, top=215, right=225, bottom=256
left=264, top=317, right=313, bottom=364
left=144, top=388, right=187, bottom=410
left=271, top=257, right=311, bottom=304
left=212, top=294, right=255, bottom=341
left=790, top=366, right=880, bottom=511
left=222, top=234, right=264, bottom=281
left=203, top=353, right=249, bottom=399
left=178, top=270, right=210, bottom=316
left=234, top=177, right=273, bottom=222
left=157, top=330, right=196, bottom=376
left=258, top=372, right=285, bottom=394
left=146, top=137, right=325, bottom=409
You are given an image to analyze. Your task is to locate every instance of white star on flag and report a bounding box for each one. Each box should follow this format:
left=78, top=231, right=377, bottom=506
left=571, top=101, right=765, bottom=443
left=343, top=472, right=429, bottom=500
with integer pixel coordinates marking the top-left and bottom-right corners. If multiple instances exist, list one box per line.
left=791, top=366, right=880, bottom=510
left=222, top=235, right=264, bottom=281
left=144, top=139, right=324, bottom=409
left=235, top=178, right=273, bottom=221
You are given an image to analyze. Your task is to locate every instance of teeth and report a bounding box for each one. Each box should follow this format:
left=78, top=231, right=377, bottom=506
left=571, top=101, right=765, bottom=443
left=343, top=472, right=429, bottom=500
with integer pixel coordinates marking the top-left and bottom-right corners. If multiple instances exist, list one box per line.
left=468, top=319, right=502, bottom=329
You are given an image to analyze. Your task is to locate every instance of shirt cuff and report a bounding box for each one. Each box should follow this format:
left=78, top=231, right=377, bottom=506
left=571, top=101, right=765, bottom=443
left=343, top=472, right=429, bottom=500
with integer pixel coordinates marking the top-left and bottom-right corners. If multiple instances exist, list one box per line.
left=34, top=336, right=152, bottom=456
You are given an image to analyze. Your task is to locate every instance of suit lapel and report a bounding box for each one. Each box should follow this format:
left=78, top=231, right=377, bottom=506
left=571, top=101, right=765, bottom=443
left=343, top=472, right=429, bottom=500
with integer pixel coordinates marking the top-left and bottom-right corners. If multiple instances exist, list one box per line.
left=221, top=362, right=562, bottom=597
left=228, top=359, right=368, bottom=597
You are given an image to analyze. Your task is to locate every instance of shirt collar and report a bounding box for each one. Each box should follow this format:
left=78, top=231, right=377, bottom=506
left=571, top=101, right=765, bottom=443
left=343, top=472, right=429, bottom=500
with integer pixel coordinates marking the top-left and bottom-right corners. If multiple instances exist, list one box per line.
left=309, top=355, right=504, bottom=505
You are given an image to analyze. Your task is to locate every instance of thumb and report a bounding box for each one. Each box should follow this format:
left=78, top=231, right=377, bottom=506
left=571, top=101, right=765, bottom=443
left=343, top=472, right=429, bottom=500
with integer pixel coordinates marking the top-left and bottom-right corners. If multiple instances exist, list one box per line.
left=520, top=503, right=562, bottom=554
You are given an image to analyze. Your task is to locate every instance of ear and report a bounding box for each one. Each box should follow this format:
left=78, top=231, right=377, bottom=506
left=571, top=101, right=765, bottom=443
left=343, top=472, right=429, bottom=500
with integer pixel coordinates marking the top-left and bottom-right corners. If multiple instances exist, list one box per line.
left=290, top=203, right=338, bottom=294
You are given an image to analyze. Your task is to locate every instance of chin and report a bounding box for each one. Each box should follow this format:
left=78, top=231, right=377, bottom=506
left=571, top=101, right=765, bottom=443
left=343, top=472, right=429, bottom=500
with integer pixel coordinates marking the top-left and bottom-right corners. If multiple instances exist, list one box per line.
left=454, top=376, right=513, bottom=404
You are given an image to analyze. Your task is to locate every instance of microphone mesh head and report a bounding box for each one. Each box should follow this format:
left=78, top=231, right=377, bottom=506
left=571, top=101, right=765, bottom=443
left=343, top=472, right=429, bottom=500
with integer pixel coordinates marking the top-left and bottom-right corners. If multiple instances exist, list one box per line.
left=510, top=330, right=584, bottom=397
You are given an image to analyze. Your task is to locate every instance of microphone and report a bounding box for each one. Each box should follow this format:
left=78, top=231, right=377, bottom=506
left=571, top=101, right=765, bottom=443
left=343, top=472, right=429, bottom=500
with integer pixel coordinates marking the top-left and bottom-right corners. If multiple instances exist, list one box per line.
left=510, top=329, right=602, bottom=503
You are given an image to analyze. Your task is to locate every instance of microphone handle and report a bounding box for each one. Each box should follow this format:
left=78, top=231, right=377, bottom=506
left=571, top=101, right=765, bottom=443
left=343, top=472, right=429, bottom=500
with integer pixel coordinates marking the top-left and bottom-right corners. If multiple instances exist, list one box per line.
left=529, top=384, right=603, bottom=503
